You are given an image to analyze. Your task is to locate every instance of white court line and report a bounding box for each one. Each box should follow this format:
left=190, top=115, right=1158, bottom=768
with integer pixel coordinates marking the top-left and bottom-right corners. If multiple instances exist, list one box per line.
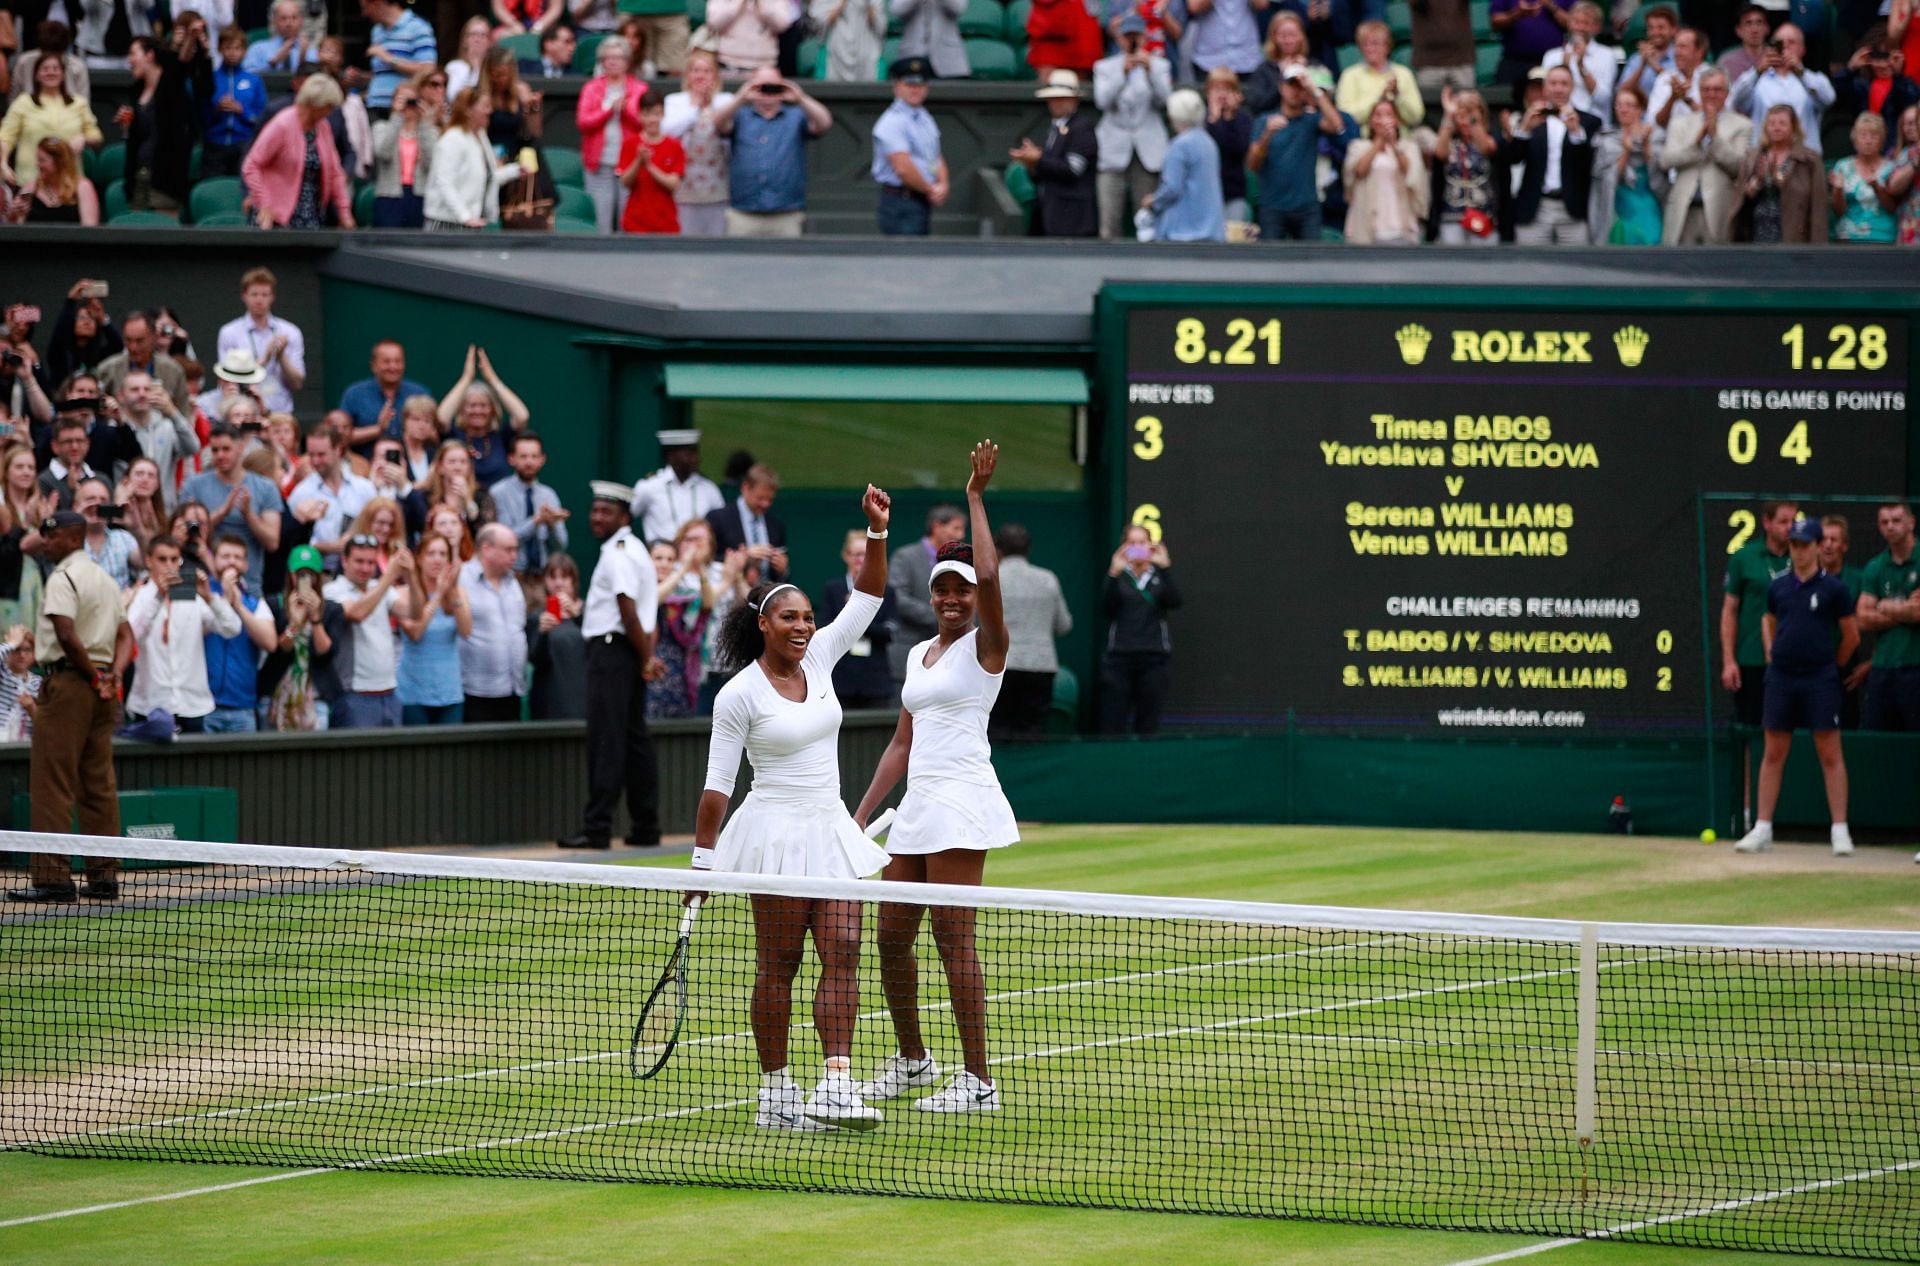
left=40, top=938, right=1389, bottom=1143
left=1437, top=1156, right=1920, bottom=1266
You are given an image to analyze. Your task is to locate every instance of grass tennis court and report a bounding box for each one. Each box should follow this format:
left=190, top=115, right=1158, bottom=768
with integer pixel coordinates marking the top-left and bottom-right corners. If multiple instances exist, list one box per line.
left=3, top=825, right=1916, bottom=1265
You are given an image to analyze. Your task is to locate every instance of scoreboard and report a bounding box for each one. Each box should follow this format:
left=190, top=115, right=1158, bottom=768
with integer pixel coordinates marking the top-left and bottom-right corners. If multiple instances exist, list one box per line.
left=1117, top=300, right=1911, bottom=734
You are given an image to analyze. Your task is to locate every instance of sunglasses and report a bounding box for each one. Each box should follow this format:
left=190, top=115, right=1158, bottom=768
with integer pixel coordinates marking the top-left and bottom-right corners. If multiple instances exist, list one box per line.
left=349, top=534, right=383, bottom=549
left=425, top=77, right=446, bottom=86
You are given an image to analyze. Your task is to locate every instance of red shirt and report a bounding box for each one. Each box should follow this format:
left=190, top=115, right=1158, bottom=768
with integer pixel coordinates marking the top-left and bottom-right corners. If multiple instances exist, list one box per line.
left=620, top=133, right=685, bottom=235
left=1869, top=75, right=1893, bottom=115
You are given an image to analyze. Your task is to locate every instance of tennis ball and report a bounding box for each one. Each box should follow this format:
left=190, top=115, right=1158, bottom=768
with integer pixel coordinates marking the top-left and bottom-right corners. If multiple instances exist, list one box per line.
left=1700, top=829, right=1717, bottom=843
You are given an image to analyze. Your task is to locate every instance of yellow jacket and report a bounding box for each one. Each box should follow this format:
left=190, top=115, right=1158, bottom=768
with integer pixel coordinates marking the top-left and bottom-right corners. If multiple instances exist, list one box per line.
left=1334, top=61, right=1425, bottom=131
left=0, top=92, right=102, bottom=177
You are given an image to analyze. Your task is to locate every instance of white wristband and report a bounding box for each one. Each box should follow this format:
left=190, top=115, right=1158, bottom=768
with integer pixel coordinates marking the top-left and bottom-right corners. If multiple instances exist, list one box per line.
left=866, top=527, right=889, bottom=540
left=690, top=846, right=716, bottom=872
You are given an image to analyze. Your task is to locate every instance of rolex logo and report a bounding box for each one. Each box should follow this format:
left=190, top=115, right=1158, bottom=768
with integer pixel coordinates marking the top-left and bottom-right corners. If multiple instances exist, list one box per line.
left=1613, top=325, right=1650, bottom=368
left=1395, top=324, right=1433, bottom=366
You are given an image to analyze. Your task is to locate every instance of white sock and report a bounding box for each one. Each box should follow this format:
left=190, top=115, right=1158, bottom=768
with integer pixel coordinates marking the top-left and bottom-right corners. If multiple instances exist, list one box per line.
left=1754, top=819, right=1773, bottom=833
left=823, top=1056, right=851, bottom=1079
left=1832, top=822, right=1849, bottom=834
left=761, top=1067, right=792, bottom=1092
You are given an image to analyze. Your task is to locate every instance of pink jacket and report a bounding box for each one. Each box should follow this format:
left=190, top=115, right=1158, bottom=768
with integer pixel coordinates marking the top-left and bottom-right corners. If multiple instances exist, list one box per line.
left=575, top=75, right=645, bottom=172
left=241, top=107, right=352, bottom=226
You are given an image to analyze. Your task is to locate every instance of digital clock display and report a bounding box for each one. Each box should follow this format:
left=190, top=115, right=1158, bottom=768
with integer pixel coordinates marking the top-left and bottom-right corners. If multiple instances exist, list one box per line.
left=1121, top=306, right=1911, bottom=733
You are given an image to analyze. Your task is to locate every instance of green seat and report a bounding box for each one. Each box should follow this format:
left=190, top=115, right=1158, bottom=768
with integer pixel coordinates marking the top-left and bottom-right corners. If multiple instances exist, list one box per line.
left=572, top=30, right=605, bottom=74
left=1469, top=0, right=1490, bottom=34
left=247, top=26, right=273, bottom=43
left=1243, top=164, right=1259, bottom=217
left=188, top=142, right=202, bottom=183
left=108, top=209, right=178, bottom=226
left=103, top=179, right=129, bottom=221
left=195, top=210, right=253, bottom=226
left=687, top=0, right=706, bottom=25
left=965, top=38, right=1019, bottom=79
left=878, top=37, right=903, bottom=78
left=86, top=140, right=124, bottom=186
left=960, top=0, right=1005, bottom=39
left=797, top=35, right=825, bottom=77
left=1004, top=162, right=1035, bottom=210
left=1320, top=224, right=1344, bottom=242
left=1391, top=42, right=1411, bottom=65
left=1386, top=0, right=1412, bottom=42
left=555, top=184, right=595, bottom=224
left=543, top=146, right=586, bottom=191
left=1474, top=40, right=1502, bottom=85
left=1620, top=3, right=1647, bottom=45
left=1335, top=42, right=1362, bottom=72
left=353, top=183, right=376, bottom=226
left=555, top=214, right=598, bottom=233
left=186, top=176, right=246, bottom=225
left=1004, top=0, right=1031, bottom=46
left=496, top=31, right=543, bottom=61
left=1046, top=665, right=1078, bottom=735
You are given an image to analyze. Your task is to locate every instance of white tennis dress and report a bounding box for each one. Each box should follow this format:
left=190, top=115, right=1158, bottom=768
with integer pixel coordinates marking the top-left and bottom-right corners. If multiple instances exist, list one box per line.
left=705, top=588, right=891, bottom=879
left=886, top=628, right=1020, bottom=856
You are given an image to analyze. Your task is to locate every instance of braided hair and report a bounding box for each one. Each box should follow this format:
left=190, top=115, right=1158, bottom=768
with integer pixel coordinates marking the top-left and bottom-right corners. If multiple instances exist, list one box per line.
left=716, top=579, right=804, bottom=671
left=935, top=541, right=974, bottom=568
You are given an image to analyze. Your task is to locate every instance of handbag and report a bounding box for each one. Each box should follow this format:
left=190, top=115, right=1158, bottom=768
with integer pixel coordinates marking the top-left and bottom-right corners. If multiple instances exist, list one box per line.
left=500, top=143, right=554, bottom=231
left=1461, top=207, right=1494, bottom=237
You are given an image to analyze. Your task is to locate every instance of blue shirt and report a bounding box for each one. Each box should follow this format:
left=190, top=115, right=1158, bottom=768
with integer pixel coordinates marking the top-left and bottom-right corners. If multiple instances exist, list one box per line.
left=397, top=607, right=464, bottom=707
left=337, top=376, right=431, bottom=452
left=871, top=98, right=941, bottom=187
left=205, top=581, right=262, bottom=710
left=178, top=471, right=287, bottom=589
left=730, top=105, right=813, bottom=214
left=369, top=9, right=437, bottom=109
left=1254, top=107, right=1353, bottom=213
left=204, top=65, right=267, bottom=148
left=1151, top=128, right=1226, bottom=242
left=243, top=36, right=320, bottom=74
left=1766, top=567, right=1854, bottom=676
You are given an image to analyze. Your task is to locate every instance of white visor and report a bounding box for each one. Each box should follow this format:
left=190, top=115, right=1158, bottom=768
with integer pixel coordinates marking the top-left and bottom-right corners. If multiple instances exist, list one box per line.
left=928, top=560, right=978, bottom=591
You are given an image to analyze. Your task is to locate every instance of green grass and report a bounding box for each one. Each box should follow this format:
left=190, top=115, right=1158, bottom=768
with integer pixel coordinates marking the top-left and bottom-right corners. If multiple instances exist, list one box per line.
left=3, top=825, right=1916, bottom=1265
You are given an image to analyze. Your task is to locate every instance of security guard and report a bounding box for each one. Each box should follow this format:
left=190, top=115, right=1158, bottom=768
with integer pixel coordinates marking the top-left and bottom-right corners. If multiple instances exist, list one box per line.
left=872, top=56, right=947, bottom=236
left=8, top=510, right=134, bottom=903
left=559, top=483, right=663, bottom=850
left=628, top=428, right=723, bottom=546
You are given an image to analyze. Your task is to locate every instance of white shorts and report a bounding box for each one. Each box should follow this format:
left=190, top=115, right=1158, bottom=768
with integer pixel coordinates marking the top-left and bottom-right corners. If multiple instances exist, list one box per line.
left=712, top=790, right=890, bottom=879
left=885, top=780, right=1020, bottom=856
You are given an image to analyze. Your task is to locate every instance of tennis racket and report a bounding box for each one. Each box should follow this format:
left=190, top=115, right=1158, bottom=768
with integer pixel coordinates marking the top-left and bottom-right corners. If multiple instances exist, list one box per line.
left=628, top=810, right=897, bottom=1080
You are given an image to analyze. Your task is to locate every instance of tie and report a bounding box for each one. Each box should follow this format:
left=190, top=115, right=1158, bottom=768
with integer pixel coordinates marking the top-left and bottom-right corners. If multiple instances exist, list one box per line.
left=524, top=485, right=543, bottom=570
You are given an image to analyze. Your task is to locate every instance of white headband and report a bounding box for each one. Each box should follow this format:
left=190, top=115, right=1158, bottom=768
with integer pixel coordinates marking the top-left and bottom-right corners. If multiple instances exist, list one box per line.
left=928, top=560, right=978, bottom=592
left=751, top=583, right=798, bottom=613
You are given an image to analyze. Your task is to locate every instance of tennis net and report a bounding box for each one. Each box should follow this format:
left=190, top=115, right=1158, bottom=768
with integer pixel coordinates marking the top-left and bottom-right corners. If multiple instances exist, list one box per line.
left=3, top=831, right=1917, bottom=1260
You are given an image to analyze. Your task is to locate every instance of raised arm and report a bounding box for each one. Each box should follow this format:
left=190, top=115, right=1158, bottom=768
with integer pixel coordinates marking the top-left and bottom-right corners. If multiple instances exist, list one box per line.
left=966, top=441, right=1007, bottom=672
left=476, top=348, right=530, bottom=428
left=437, top=344, right=479, bottom=428
left=854, top=484, right=893, bottom=597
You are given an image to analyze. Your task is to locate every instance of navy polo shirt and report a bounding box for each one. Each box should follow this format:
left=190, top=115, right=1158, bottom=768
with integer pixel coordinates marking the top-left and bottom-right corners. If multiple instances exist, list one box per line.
left=1766, top=568, right=1853, bottom=675
left=729, top=105, right=812, bottom=214
left=1252, top=108, right=1354, bottom=214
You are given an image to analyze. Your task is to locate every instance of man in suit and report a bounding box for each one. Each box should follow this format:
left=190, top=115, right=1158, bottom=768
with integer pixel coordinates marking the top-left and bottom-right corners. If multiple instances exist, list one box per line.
left=887, top=502, right=966, bottom=689
left=1660, top=67, right=1751, bottom=243
left=1500, top=64, right=1601, bottom=245
left=704, top=461, right=790, bottom=586
left=520, top=25, right=577, bottom=79
left=1011, top=70, right=1099, bottom=237
left=822, top=530, right=899, bottom=708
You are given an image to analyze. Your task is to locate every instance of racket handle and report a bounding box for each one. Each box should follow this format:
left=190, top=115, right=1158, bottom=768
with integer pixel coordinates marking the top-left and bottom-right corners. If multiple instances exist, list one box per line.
left=863, top=808, right=896, bottom=840
left=676, top=893, right=703, bottom=936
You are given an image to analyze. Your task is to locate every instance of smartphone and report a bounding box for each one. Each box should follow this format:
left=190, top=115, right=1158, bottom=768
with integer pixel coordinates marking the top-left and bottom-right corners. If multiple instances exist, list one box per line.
left=83, top=282, right=109, bottom=300
left=1124, top=544, right=1152, bottom=562
left=545, top=595, right=563, bottom=620
left=7, top=305, right=40, bottom=325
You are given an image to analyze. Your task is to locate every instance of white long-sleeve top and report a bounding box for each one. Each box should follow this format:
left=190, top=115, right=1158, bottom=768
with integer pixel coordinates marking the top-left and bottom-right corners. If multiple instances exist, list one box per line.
left=704, top=588, right=881, bottom=800
left=424, top=129, right=523, bottom=226
left=125, top=582, right=242, bottom=720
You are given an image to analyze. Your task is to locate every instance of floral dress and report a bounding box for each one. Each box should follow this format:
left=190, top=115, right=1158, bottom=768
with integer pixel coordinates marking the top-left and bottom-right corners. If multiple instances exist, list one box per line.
left=1832, top=156, right=1896, bottom=243
left=289, top=129, right=325, bottom=229
left=645, top=574, right=711, bottom=719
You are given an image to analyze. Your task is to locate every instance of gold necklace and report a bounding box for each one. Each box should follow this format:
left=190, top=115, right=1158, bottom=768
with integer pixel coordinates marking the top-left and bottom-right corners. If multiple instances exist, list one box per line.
left=763, top=659, right=801, bottom=681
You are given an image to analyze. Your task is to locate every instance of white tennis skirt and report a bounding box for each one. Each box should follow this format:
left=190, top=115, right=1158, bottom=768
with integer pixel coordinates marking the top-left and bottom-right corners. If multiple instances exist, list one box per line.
left=711, top=789, right=891, bottom=880
left=885, top=779, right=1020, bottom=856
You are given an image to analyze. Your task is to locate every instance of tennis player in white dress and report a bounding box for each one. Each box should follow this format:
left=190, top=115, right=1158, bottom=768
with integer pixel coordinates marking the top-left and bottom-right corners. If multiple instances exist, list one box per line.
left=691, top=484, right=894, bottom=1132
left=854, top=442, right=1016, bottom=1114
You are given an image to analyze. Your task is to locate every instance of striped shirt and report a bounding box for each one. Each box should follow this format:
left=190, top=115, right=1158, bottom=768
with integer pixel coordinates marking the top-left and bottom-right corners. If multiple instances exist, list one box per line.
left=369, top=10, right=438, bottom=109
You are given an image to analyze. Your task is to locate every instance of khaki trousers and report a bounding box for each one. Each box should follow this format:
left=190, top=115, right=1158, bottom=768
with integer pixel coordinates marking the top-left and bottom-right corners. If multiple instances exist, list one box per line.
left=27, top=668, right=121, bottom=887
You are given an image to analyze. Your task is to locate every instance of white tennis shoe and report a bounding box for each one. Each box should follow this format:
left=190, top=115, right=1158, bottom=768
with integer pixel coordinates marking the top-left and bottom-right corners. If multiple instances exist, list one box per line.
left=857, top=1054, right=939, bottom=1101
left=756, top=1084, right=831, bottom=1132
left=1733, top=823, right=1773, bottom=853
left=1831, top=825, right=1854, bottom=856
left=913, top=1070, right=1001, bottom=1114
left=804, top=1073, right=883, bottom=1130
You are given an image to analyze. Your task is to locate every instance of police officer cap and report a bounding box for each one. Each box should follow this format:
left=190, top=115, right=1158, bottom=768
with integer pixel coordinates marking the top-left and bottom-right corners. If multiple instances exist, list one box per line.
left=1787, top=518, right=1822, bottom=544
left=656, top=428, right=702, bottom=448
left=591, top=480, right=636, bottom=506
left=890, top=55, right=933, bottom=83
left=41, top=509, right=87, bottom=533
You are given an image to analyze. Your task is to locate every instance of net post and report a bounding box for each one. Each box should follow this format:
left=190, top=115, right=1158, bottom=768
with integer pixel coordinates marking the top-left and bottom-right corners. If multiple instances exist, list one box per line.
left=1575, top=922, right=1600, bottom=1200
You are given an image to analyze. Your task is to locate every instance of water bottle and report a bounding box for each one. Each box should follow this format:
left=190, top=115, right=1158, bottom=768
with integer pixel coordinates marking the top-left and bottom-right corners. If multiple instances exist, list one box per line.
left=1608, top=796, right=1633, bottom=835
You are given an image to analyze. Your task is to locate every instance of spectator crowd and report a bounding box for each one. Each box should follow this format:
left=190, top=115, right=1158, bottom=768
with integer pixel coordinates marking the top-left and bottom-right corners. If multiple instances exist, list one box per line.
left=0, top=0, right=1912, bottom=240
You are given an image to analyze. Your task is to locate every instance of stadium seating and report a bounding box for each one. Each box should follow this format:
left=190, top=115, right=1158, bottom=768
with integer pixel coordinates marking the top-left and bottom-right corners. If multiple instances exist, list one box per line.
left=85, top=140, right=124, bottom=187
left=102, top=179, right=129, bottom=222
left=965, top=38, right=1021, bottom=79
left=880, top=37, right=904, bottom=73
left=496, top=32, right=543, bottom=61
left=1470, top=0, right=1491, bottom=32
left=687, top=0, right=706, bottom=26
left=187, top=177, right=247, bottom=225
left=194, top=211, right=252, bottom=227
left=107, top=210, right=178, bottom=226
left=555, top=215, right=598, bottom=233
left=1386, top=0, right=1413, bottom=41
left=572, top=31, right=604, bottom=74
left=555, top=184, right=596, bottom=225
left=1047, top=665, right=1078, bottom=735
left=797, top=36, right=826, bottom=77
left=353, top=183, right=376, bottom=226
left=961, top=0, right=1007, bottom=39
left=1004, top=0, right=1030, bottom=48
left=1475, top=41, right=1503, bottom=84
left=544, top=146, right=587, bottom=191
left=246, top=26, right=272, bottom=43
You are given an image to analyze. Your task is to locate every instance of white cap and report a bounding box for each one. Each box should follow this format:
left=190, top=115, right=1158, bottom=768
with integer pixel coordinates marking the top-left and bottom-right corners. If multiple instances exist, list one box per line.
left=656, top=428, right=701, bottom=447
left=590, top=480, right=635, bottom=505
left=928, top=559, right=978, bottom=591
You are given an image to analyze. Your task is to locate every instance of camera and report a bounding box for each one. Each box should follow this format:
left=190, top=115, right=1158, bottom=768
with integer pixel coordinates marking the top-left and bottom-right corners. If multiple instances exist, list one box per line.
left=184, top=520, right=202, bottom=543
left=755, top=82, right=785, bottom=95
left=95, top=503, right=126, bottom=523
left=0, top=351, right=21, bottom=370
left=1767, top=38, right=1784, bottom=51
